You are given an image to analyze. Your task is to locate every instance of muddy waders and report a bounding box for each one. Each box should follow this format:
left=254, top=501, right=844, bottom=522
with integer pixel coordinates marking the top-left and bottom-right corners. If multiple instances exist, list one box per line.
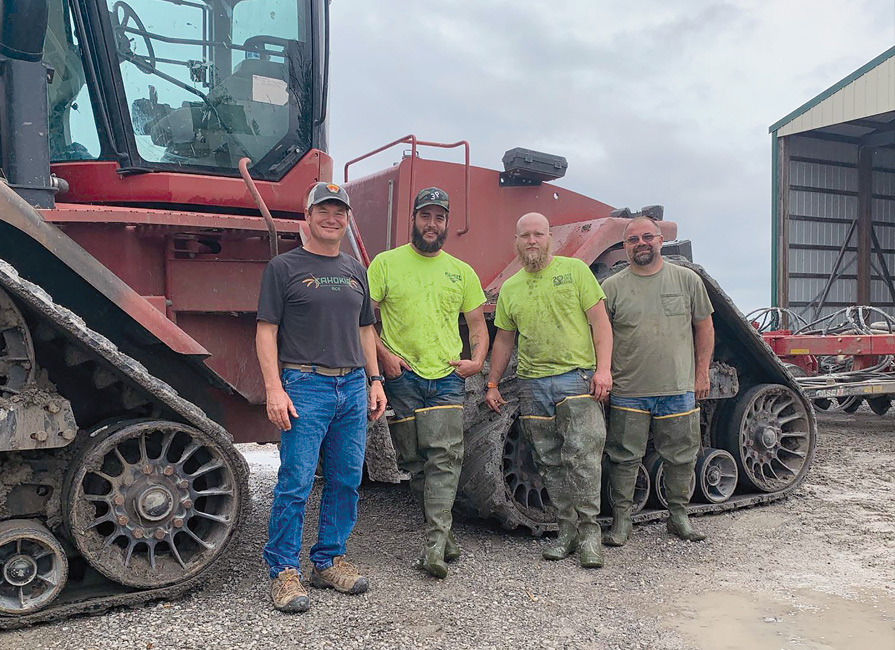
left=523, top=395, right=606, bottom=568
left=605, top=405, right=706, bottom=544
left=390, top=406, right=464, bottom=578
left=603, top=406, right=651, bottom=546
left=653, top=409, right=705, bottom=542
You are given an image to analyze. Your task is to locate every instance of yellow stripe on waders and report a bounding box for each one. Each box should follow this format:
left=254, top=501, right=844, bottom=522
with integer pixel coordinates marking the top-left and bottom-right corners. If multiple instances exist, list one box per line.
left=653, top=408, right=701, bottom=420
left=609, top=405, right=651, bottom=414
left=415, top=405, right=464, bottom=413
left=556, top=394, right=594, bottom=407
left=390, top=415, right=416, bottom=424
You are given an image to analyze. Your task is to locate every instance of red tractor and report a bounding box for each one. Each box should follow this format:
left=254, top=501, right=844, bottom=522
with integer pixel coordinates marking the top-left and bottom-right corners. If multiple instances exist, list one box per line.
left=0, top=0, right=815, bottom=625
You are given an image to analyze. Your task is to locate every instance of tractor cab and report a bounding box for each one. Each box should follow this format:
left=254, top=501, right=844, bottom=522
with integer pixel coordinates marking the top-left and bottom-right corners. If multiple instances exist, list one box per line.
left=45, top=0, right=326, bottom=179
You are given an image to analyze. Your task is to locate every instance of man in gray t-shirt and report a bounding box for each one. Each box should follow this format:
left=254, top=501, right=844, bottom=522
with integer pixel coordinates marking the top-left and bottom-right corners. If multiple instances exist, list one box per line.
left=256, top=182, right=386, bottom=614
left=601, top=216, right=715, bottom=546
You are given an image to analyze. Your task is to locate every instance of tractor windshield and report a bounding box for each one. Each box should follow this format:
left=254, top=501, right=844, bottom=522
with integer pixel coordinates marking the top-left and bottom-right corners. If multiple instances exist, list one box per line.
left=106, top=0, right=317, bottom=176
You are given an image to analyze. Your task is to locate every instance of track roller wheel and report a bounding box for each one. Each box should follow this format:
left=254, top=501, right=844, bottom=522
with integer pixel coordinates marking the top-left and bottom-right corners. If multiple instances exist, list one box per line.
left=841, top=397, right=862, bottom=413
left=64, top=420, right=243, bottom=588
left=867, top=396, right=891, bottom=416
left=721, top=383, right=814, bottom=492
left=0, top=288, right=35, bottom=397
left=644, top=452, right=695, bottom=509
left=695, top=448, right=738, bottom=504
left=0, top=519, right=67, bottom=616
left=602, top=462, right=650, bottom=515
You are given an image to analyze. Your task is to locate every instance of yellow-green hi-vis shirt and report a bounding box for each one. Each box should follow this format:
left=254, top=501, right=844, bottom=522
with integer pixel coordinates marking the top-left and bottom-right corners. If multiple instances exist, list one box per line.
left=368, top=244, right=486, bottom=380
left=494, top=256, right=606, bottom=379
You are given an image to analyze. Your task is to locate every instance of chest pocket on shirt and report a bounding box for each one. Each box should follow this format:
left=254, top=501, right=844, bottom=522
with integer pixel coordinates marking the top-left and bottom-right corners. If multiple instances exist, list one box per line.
left=661, top=293, right=688, bottom=316
left=439, top=283, right=463, bottom=313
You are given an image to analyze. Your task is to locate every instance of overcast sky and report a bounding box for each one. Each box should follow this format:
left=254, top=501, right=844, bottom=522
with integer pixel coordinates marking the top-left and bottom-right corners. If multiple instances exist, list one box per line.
left=327, top=1, right=894, bottom=312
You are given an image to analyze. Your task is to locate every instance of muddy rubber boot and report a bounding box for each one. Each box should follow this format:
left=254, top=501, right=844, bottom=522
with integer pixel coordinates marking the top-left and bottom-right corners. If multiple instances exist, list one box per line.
left=577, top=524, right=604, bottom=569
left=542, top=520, right=578, bottom=561
left=519, top=417, right=577, bottom=560
left=604, top=406, right=652, bottom=547
left=388, top=417, right=425, bottom=483
left=653, top=409, right=705, bottom=542
left=444, top=530, right=460, bottom=562
left=412, top=483, right=460, bottom=563
left=415, top=406, right=465, bottom=579
left=555, top=396, right=606, bottom=538
left=602, top=462, right=638, bottom=547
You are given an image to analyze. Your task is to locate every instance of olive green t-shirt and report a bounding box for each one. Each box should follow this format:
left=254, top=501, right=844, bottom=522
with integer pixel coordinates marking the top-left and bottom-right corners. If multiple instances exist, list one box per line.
left=601, top=262, right=713, bottom=397
left=368, top=244, right=486, bottom=380
left=494, top=256, right=606, bottom=379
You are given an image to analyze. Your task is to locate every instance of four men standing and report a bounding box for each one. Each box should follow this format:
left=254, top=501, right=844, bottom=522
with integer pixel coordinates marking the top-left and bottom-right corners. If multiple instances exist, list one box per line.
left=257, top=183, right=715, bottom=610
left=367, top=188, right=489, bottom=579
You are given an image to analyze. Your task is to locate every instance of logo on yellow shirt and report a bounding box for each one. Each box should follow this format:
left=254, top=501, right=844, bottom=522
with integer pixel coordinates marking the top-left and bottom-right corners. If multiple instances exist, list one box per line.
left=444, top=272, right=461, bottom=284
left=552, top=272, right=573, bottom=286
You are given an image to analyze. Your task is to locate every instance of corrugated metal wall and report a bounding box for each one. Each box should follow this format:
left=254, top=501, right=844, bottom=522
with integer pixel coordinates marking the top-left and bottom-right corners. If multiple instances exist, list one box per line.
left=785, top=136, right=895, bottom=320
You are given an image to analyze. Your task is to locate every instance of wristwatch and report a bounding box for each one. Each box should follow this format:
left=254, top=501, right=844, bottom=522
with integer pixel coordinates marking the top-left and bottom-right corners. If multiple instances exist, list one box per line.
left=368, top=375, right=385, bottom=385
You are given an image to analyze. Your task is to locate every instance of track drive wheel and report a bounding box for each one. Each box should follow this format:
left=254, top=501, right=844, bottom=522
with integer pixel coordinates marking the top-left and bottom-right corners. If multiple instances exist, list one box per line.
left=644, top=452, right=695, bottom=509
left=0, top=519, right=67, bottom=616
left=0, top=288, right=35, bottom=397
left=695, top=448, right=738, bottom=504
left=721, top=383, right=815, bottom=492
left=456, top=378, right=557, bottom=535
left=65, top=420, right=244, bottom=588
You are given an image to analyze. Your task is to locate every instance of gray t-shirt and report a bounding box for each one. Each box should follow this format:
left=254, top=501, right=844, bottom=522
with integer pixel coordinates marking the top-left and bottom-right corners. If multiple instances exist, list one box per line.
left=257, top=247, right=374, bottom=368
left=602, top=262, right=713, bottom=397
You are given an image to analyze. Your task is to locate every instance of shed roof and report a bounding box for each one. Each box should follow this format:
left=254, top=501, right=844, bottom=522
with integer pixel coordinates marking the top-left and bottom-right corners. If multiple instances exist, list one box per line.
left=770, top=45, right=895, bottom=137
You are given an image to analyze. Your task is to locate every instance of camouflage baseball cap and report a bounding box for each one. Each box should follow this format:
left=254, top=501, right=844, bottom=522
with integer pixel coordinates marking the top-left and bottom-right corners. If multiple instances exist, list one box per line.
left=413, top=187, right=450, bottom=213
left=307, top=182, right=351, bottom=210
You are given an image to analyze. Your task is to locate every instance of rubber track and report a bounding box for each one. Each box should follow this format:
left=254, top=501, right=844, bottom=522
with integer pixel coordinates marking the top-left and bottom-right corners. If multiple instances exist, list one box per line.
left=0, top=261, right=250, bottom=628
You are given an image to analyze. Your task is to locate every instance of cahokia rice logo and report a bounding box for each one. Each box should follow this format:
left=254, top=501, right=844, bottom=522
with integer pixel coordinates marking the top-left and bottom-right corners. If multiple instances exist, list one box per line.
left=302, top=274, right=359, bottom=291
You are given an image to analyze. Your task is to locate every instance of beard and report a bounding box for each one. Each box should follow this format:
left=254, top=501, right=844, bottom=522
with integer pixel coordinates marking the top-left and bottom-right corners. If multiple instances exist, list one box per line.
left=631, top=245, right=656, bottom=266
left=412, top=223, right=447, bottom=253
left=515, top=240, right=553, bottom=272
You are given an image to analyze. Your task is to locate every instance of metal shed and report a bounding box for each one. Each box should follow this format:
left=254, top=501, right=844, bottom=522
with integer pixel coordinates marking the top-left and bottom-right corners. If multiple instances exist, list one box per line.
left=771, top=45, right=895, bottom=320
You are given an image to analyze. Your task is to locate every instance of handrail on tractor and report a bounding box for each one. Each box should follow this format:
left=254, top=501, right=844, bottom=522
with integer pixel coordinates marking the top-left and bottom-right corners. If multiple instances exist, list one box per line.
left=343, top=135, right=472, bottom=236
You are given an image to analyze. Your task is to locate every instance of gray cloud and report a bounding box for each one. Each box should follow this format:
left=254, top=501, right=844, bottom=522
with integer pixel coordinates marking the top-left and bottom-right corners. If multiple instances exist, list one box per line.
left=328, top=1, right=894, bottom=312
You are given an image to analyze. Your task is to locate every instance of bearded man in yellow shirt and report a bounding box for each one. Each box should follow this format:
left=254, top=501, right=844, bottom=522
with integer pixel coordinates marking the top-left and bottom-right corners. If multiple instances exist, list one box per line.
left=368, top=187, right=488, bottom=579
left=485, top=212, right=612, bottom=569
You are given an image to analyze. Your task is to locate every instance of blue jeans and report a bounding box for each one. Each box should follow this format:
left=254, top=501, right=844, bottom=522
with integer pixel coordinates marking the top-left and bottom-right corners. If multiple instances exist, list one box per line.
left=383, top=369, right=465, bottom=416
left=518, top=368, right=594, bottom=417
left=609, top=392, right=695, bottom=416
left=263, top=367, right=367, bottom=578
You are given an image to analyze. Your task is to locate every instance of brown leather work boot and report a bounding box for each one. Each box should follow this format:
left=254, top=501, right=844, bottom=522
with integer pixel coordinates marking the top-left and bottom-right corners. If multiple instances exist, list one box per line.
left=270, top=568, right=310, bottom=613
left=310, top=557, right=369, bottom=594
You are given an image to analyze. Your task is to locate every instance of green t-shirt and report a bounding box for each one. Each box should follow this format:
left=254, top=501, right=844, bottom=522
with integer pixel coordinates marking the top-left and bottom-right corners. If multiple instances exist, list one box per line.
left=368, top=244, right=486, bottom=379
left=601, top=262, right=714, bottom=397
left=494, top=256, right=605, bottom=379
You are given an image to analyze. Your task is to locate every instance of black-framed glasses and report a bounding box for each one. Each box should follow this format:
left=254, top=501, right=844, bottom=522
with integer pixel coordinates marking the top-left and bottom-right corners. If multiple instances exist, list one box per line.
left=625, top=233, right=658, bottom=245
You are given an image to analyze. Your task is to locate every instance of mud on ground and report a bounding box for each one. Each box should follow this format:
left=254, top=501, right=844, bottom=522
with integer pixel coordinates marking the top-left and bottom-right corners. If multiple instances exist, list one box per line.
left=2, top=410, right=893, bottom=650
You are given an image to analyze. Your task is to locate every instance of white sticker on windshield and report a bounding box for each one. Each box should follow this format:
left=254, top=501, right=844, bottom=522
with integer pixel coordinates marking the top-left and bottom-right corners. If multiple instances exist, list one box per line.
left=252, top=75, right=288, bottom=106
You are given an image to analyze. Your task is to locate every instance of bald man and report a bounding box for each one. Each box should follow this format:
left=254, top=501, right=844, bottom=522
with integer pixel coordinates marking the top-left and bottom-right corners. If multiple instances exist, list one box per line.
left=601, top=216, right=714, bottom=546
left=485, top=213, right=612, bottom=568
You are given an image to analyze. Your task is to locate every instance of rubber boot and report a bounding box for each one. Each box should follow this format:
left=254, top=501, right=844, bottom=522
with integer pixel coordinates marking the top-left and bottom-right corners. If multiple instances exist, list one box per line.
left=603, top=406, right=652, bottom=547
left=542, top=520, right=578, bottom=561
left=411, top=482, right=460, bottom=565
left=555, top=396, right=606, bottom=536
left=577, top=524, right=604, bottom=569
left=653, top=410, right=705, bottom=542
left=519, top=417, right=577, bottom=560
left=602, top=462, right=637, bottom=547
left=416, top=405, right=465, bottom=578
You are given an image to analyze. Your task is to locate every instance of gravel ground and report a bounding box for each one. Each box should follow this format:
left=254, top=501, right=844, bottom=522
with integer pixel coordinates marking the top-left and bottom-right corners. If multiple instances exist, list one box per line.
left=2, top=409, right=893, bottom=650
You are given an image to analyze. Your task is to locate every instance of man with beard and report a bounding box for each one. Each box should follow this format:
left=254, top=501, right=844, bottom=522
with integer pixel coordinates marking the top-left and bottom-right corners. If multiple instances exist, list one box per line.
left=367, top=187, right=488, bottom=579
left=600, top=215, right=715, bottom=546
left=485, top=212, right=612, bottom=568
